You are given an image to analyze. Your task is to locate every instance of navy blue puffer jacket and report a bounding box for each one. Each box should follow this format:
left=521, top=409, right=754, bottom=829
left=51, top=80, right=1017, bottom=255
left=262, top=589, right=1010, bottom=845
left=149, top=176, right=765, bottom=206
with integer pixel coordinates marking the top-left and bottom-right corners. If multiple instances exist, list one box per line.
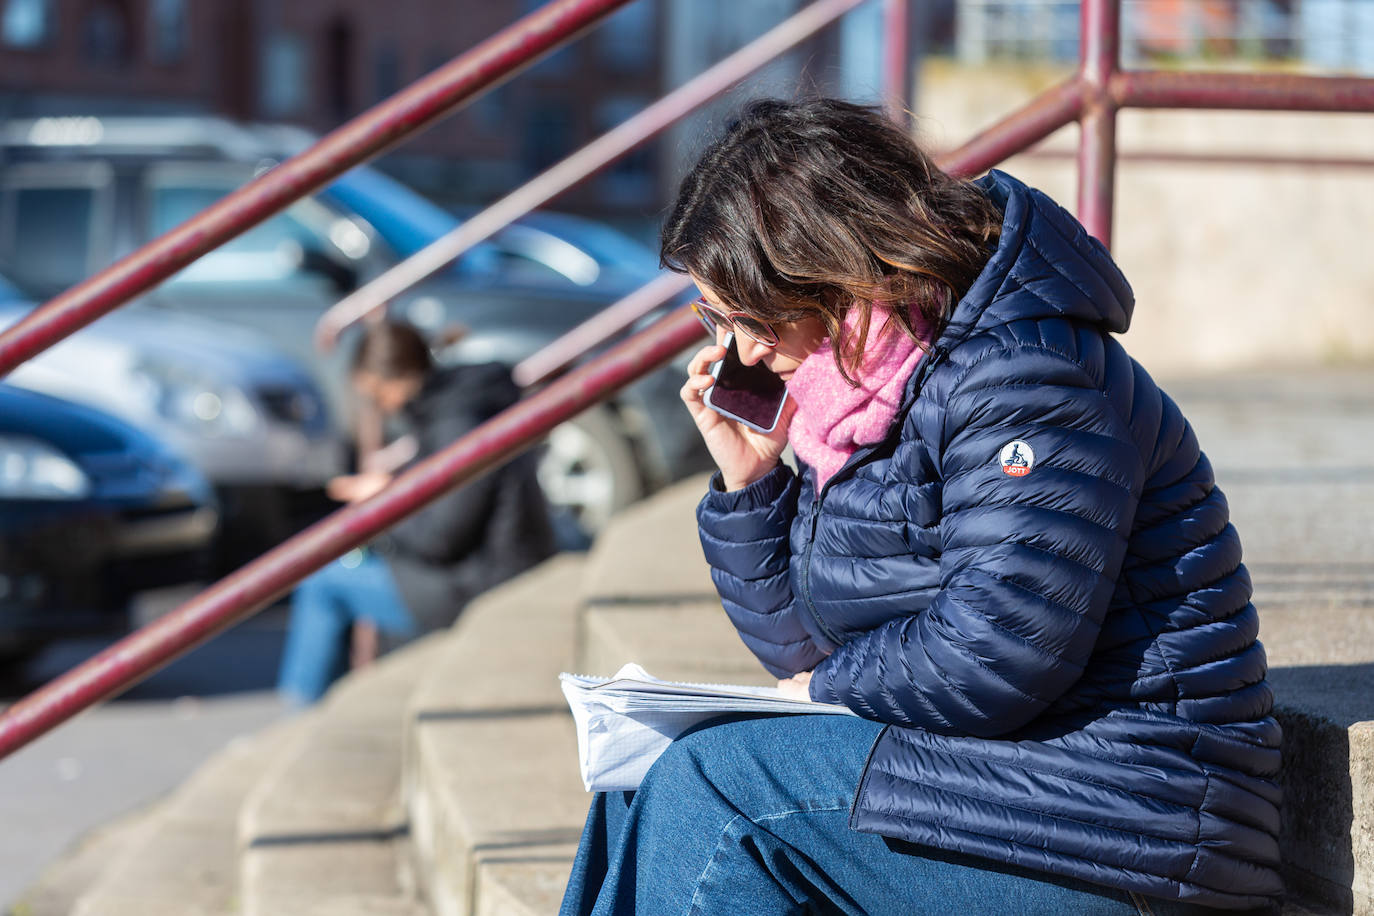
left=696, top=171, right=1282, bottom=909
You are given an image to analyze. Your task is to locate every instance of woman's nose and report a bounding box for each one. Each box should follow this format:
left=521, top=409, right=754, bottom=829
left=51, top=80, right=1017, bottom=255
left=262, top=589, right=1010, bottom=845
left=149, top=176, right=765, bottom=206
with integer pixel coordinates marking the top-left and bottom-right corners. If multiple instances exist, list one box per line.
left=736, top=335, right=770, bottom=367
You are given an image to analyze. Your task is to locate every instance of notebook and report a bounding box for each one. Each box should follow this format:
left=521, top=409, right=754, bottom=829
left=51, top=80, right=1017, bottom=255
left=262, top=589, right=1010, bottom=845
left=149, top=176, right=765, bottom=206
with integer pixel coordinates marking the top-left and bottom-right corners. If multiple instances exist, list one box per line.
left=558, top=663, right=857, bottom=792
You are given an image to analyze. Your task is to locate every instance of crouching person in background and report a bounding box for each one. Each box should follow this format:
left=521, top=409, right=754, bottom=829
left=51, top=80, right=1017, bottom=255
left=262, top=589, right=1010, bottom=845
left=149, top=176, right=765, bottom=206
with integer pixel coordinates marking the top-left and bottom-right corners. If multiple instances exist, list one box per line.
left=277, top=320, right=556, bottom=705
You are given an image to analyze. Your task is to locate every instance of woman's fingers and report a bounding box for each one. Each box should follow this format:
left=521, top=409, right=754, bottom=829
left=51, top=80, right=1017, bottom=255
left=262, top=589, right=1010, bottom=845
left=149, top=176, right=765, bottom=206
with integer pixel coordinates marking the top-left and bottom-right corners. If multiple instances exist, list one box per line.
left=679, top=376, right=718, bottom=426
left=686, top=344, right=725, bottom=379
left=681, top=343, right=726, bottom=421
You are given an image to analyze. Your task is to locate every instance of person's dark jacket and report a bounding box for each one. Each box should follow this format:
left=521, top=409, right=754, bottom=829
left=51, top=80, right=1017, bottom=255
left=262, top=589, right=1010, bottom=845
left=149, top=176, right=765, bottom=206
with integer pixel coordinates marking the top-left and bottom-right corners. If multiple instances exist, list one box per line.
left=380, top=363, right=556, bottom=634
left=696, top=170, right=1282, bottom=909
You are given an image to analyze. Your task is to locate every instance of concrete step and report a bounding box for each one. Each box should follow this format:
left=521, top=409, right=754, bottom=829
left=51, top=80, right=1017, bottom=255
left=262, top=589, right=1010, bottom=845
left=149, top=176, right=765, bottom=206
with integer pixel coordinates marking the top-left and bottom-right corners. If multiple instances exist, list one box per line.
left=405, top=553, right=591, bottom=916
left=238, top=635, right=445, bottom=916
left=13, top=803, right=160, bottom=916
left=574, top=473, right=773, bottom=686
left=578, top=473, right=715, bottom=610
left=1255, top=604, right=1374, bottom=916
left=67, top=714, right=298, bottom=916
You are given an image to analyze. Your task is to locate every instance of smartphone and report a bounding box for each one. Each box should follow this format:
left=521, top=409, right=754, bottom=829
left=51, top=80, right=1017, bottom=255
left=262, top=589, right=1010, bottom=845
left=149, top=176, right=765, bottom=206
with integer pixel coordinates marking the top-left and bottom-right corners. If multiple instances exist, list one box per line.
left=702, top=332, right=789, bottom=434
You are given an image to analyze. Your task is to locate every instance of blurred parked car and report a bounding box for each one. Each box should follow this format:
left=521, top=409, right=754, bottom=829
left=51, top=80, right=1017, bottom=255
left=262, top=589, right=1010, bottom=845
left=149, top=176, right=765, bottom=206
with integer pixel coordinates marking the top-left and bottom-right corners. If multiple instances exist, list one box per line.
left=0, top=385, right=217, bottom=663
left=447, top=204, right=662, bottom=291
left=0, top=267, right=339, bottom=569
left=0, top=115, right=711, bottom=538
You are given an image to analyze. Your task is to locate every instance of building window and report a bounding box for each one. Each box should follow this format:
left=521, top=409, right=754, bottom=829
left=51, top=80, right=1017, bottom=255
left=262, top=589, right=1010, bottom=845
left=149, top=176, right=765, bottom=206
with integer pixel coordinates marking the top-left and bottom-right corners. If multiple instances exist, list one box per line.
left=82, top=0, right=134, bottom=68
left=470, top=83, right=508, bottom=135
left=2, top=0, right=52, bottom=48
left=1, top=187, right=96, bottom=293
left=596, top=97, right=655, bottom=206
left=522, top=0, right=575, bottom=76
left=324, top=18, right=355, bottom=122
left=524, top=102, right=575, bottom=175
left=260, top=32, right=310, bottom=117
left=374, top=44, right=400, bottom=102
left=149, top=0, right=187, bottom=64
left=597, top=1, right=655, bottom=73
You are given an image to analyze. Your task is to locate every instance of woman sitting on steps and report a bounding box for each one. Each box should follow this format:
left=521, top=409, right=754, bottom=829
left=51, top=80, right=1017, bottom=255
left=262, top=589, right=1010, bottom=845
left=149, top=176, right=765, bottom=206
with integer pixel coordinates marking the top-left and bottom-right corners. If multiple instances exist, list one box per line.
left=559, top=98, right=1282, bottom=915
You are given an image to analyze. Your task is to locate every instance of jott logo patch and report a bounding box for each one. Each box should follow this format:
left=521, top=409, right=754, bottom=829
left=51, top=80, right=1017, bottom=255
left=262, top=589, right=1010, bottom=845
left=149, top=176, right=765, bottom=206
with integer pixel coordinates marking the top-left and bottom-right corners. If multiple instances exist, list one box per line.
left=1000, top=440, right=1034, bottom=477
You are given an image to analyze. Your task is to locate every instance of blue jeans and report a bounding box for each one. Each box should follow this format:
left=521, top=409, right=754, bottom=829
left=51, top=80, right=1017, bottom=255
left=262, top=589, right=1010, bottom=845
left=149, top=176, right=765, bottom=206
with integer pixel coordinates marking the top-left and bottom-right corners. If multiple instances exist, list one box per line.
left=276, top=549, right=414, bottom=705
left=560, top=715, right=1246, bottom=916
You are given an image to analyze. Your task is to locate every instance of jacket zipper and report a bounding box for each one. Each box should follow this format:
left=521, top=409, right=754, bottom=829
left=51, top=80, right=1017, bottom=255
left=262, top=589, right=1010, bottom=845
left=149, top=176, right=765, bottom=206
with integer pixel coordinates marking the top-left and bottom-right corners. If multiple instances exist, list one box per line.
left=799, top=346, right=948, bottom=649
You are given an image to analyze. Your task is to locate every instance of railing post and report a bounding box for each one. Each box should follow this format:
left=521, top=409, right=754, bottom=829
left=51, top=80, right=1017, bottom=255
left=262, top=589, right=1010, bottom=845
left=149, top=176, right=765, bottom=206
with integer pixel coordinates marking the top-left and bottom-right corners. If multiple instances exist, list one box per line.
left=1078, top=0, right=1120, bottom=249
left=883, top=0, right=910, bottom=124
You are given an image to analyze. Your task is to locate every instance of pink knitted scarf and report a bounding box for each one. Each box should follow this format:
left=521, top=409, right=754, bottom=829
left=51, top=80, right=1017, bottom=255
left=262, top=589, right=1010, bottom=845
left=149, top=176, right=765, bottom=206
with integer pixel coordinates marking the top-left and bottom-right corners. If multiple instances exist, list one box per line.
left=786, top=307, right=930, bottom=488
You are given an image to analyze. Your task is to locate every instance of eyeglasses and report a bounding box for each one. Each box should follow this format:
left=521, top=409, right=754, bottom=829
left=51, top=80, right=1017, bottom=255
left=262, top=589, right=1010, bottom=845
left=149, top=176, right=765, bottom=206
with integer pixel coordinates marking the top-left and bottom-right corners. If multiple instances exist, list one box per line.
left=690, top=297, right=779, bottom=348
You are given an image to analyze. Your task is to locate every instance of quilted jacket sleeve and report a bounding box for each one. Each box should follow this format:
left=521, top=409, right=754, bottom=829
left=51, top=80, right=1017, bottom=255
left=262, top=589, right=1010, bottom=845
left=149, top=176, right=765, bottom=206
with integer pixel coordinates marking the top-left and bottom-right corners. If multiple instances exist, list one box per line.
left=809, top=345, right=1145, bottom=737
left=697, top=464, right=828, bottom=678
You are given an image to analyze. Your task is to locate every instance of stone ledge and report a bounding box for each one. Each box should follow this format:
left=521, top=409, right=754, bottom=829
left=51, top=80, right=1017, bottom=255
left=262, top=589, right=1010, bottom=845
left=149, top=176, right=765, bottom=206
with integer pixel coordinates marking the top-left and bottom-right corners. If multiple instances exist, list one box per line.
left=10, top=803, right=157, bottom=916
left=1262, top=597, right=1374, bottom=916
left=578, top=600, right=773, bottom=687
left=406, top=554, right=590, bottom=916
left=69, top=715, right=298, bottom=916
left=238, top=636, right=445, bottom=916
left=579, top=473, right=714, bottom=607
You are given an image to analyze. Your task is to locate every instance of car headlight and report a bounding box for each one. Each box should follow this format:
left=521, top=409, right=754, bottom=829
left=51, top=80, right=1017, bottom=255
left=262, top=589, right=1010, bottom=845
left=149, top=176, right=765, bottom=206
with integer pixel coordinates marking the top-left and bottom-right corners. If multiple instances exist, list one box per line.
left=132, top=360, right=260, bottom=437
left=0, top=435, right=92, bottom=500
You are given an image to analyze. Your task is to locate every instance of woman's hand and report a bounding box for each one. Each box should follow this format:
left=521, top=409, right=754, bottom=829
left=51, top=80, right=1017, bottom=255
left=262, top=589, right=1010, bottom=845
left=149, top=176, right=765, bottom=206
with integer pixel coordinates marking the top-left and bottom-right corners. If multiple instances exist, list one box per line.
left=776, top=670, right=813, bottom=702
left=360, top=435, right=419, bottom=474
left=680, top=343, right=796, bottom=491
left=326, top=472, right=392, bottom=504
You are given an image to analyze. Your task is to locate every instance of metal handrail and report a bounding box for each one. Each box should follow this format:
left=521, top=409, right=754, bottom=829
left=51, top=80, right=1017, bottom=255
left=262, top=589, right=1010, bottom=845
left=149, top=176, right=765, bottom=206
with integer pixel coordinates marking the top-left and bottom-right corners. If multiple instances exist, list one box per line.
left=3, top=0, right=1374, bottom=761
left=0, top=306, right=705, bottom=761
left=512, top=273, right=695, bottom=388
left=0, top=0, right=639, bottom=377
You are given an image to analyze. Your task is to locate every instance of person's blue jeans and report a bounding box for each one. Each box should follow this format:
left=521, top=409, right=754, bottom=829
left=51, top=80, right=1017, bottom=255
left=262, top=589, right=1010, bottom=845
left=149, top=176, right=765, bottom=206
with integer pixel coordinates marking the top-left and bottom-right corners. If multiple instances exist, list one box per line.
left=276, top=548, right=414, bottom=705
left=560, top=714, right=1259, bottom=916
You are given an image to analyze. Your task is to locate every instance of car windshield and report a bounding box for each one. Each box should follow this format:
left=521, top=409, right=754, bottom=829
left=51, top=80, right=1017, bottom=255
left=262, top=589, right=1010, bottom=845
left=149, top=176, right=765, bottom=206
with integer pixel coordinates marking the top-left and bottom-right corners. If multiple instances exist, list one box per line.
left=317, top=168, right=506, bottom=283
left=517, top=211, right=658, bottom=277
left=0, top=261, right=36, bottom=303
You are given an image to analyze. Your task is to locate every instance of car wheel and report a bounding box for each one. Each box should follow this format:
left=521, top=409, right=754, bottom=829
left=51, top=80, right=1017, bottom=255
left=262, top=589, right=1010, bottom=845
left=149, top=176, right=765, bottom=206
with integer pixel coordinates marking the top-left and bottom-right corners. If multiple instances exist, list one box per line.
left=537, top=406, right=645, bottom=544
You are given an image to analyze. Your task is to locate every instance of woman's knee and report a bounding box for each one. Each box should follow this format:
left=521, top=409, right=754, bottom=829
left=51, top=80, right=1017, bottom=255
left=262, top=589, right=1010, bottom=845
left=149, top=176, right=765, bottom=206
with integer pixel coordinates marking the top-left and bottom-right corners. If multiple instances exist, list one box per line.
left=639, top=716, right=798, bottom=805
left=642, top=714, right=882, bottom=817
left=293, top=560, right=353, bottom=604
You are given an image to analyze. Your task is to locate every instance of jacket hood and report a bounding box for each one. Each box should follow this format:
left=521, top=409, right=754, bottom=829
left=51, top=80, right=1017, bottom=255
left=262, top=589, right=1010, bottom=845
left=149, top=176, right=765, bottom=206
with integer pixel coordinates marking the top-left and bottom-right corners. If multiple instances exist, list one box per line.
left=939, top=170, right=1135, bottom=345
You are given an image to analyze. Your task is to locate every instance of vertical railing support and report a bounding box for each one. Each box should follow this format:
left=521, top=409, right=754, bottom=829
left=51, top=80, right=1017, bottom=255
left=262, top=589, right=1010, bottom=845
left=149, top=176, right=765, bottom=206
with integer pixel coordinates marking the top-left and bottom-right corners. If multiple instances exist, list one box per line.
left=1078, top=0, right=1121, bottom=247
left=884, top=0, right=910, bottom=124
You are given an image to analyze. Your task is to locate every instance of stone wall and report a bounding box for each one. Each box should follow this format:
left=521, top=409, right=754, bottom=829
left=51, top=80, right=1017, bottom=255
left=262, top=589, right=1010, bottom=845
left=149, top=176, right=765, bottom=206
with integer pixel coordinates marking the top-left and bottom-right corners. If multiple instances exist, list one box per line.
left=916, top=61, right=1374, bottom=375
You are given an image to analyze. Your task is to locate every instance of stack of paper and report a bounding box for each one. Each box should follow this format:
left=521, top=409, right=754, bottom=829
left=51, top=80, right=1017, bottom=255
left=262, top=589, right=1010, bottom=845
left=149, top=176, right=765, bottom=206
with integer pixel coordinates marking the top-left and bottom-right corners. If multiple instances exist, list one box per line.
left=559, top=663, right=856, bottom=792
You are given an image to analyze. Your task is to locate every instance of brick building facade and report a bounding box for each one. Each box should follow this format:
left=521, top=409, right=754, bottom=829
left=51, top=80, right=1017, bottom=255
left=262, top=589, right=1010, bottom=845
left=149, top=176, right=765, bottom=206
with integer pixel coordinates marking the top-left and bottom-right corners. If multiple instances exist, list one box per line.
left=0, top=0, right=675, bottom=215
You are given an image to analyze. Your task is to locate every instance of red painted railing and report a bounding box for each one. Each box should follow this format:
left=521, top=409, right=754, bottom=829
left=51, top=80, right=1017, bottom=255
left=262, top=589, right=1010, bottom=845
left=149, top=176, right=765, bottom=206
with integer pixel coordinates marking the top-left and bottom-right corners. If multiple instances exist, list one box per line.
left=0, top=0, right=894, bottom=760
left=1, top=0, right=1373, bottom=760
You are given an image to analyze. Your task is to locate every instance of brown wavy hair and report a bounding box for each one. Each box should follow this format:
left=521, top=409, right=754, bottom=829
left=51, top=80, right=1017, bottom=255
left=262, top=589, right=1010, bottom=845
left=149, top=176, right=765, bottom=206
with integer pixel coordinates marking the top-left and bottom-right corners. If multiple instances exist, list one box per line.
left=661, top=98, right=1003, bottom=383
left=351, top=320, right=433, bottom=380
